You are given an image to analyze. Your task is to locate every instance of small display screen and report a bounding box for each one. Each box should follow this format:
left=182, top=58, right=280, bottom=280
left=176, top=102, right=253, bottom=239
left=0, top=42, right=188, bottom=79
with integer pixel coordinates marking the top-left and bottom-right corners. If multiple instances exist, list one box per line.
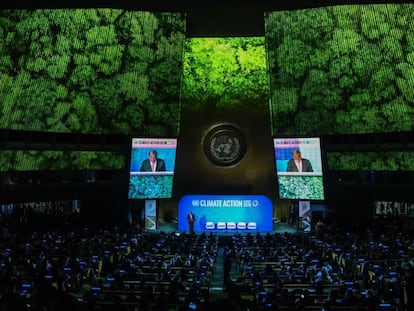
left=128, top=138, right=177, bottom=199
left=274, top=137, right=324, bottom=200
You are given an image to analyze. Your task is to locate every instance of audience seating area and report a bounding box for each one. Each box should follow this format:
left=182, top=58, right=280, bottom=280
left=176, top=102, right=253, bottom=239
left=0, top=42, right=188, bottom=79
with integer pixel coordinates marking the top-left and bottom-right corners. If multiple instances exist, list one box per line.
left=0, top=205, right=218, bottom=311
left=226, top=216, right=414, bottom=311
left=0, top=204, right=413, bottom=311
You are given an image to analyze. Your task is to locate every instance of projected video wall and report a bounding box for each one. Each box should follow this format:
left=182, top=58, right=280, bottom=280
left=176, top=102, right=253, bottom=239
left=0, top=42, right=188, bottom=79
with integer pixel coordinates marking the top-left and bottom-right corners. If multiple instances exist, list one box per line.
left=181, top=37, right=268, bottom=109
left=128, top=138, right=177, bottom=199
left=178, top=195, right=273, bottom=233
left=0, top=9, right=185, bottom=171
left=0, top=9, right=185, bottom=135
left=266, top=4, right=414, bottom=137
left=274, top=137, right=324, bottom=200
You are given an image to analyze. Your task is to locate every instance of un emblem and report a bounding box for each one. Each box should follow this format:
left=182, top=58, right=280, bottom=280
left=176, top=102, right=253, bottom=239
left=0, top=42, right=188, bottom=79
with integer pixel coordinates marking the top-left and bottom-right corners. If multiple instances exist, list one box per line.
left=203, top=124, right=247, bottom=166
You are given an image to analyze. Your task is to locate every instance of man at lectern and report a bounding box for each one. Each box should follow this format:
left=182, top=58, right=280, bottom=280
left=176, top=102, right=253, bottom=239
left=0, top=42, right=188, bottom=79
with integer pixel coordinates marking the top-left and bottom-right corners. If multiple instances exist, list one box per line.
left=140, top=149, right=166, bottom=172
left=287, top=149, right=313, bottom=172
left=187, top=211, right=195, bottom=234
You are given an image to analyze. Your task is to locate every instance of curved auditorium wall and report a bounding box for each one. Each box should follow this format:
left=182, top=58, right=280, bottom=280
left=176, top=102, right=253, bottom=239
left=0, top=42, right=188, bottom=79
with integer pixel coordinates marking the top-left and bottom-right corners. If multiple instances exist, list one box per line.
left=265, top=4, right=414, bottom=171
left=0, top=9, right=186, bottom=171
left=2, top=4, right=414, bottom=173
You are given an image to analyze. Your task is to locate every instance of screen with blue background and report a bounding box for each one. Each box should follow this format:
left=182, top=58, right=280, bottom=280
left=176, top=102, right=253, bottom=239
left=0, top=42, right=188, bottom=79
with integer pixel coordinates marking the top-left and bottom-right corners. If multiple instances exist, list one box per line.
left=128, top=138, right=177, bottom=199
left=274, top=139, right=322, bottom=173
left=273, top=137, right=325, bottom=200
left=178, top=194, right=273, bottom=233
left=129, top=143, right=177, bottom=173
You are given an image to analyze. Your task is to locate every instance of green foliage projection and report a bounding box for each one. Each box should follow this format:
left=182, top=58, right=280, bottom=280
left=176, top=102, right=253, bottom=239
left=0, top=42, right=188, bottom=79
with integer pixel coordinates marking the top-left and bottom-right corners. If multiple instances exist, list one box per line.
left=266, top=4, right=414, bottom=136
left=0, top=9, right=185, bottom=171
left=0, top=150, right=124, bottom=171
left=327, top=151, right=414, bottom=171
left=181, top=37, right=268, bottom=109
left=278, top=176, right=324, bottom=200
left=128, top=175, right=174, bottom=199
left=266, top=4, right=414, bottom=170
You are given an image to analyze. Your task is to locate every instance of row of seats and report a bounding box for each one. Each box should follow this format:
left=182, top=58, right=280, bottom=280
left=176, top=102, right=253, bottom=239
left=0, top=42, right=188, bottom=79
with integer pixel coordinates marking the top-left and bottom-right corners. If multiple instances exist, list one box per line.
left=224, top=215, right=414, bottom=311
left=0, top=204, right=221, bottom=311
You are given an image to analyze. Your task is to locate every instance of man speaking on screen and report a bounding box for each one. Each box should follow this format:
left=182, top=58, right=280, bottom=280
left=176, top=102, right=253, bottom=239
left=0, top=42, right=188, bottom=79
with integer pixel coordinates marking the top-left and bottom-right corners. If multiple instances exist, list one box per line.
left=286, top=149, right=313, bottom=172
left=140, top=150, right=166, bottom=172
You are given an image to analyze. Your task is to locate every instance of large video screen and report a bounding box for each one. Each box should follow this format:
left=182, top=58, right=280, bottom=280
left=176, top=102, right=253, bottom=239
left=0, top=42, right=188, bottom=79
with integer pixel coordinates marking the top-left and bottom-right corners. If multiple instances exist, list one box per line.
left=128, top=138, right=177, bottom=199
left=274, top=137, right=324, bottom=200
left=178, top=194, right=273, bottom=233
left=0, top=9, right=185, bottom=172
left=181, top=37, right=268, bottom=109
left=266, top=4, right=414, bottom=136
left=0, top=9, right=185, bottom=136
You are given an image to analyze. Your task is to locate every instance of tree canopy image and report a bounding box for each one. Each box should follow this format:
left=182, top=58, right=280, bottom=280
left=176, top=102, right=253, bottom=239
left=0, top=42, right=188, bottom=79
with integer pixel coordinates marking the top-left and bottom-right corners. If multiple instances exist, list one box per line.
left=327, top=151, right=414, bottom=171
left=0, top=9, right=185, bottom=136
left=2, top=5, right=414, bottom=172
left=266, top=4, right=414, bottom=136
left=181, top=37, right=268, bottom=110
left=0, top=150, right=125, bottom=171
left=0, top=9, right=185, bottom=171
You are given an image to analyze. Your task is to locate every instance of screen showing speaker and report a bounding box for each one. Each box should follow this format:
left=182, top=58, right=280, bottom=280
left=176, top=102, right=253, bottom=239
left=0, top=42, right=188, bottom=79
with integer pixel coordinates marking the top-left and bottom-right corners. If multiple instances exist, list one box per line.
left=274, top=137, right=324, bottom=200
left=128, top=138, right=177, bottom=199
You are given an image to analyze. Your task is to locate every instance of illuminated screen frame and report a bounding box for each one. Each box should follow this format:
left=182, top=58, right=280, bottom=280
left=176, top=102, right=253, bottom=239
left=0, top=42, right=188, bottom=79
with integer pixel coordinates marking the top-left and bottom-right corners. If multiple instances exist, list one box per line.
left=273, top=137, right=325, bottom=200
left=127, top=137, right=177, bottom=199
left=178, top=194, right=274, bottom=233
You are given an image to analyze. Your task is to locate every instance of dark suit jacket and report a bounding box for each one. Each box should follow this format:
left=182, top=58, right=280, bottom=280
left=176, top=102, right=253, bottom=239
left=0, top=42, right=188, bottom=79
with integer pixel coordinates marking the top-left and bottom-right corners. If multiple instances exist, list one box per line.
left=140, top=158, right=166, bottom=172
left=286, top=158, right=313, bottom=172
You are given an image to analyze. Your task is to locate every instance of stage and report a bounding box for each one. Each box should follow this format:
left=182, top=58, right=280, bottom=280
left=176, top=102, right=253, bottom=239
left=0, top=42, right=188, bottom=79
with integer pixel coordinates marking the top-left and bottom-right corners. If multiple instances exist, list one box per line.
left=151, top=219, right=298, bottom=235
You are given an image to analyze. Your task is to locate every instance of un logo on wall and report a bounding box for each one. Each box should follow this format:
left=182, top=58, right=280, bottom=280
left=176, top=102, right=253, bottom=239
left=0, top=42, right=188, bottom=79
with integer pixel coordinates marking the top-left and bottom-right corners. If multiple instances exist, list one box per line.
left=203, top=124, right=247, bottom=166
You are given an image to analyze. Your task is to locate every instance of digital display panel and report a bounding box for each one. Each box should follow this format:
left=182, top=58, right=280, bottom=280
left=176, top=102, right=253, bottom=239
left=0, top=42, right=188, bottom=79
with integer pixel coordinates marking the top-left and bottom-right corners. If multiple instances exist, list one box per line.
left=266, top=4, right=414, bottom=136
left=178, top=194, right=273, bottom=233
left=0, top=9, right=185, bottom=171
left=128, top=138, right=177, bottom=199
left=274, top=137, right=324, bottom=200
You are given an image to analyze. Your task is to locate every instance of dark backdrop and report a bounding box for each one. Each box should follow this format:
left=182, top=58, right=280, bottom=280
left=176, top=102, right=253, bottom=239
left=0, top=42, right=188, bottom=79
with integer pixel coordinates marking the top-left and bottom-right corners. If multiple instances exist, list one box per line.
left=174, top=100, right=277, bottom=200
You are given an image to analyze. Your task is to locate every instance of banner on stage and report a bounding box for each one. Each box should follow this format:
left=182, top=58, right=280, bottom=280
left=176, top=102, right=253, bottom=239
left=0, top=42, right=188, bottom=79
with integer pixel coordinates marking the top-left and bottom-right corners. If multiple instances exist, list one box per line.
left=178, top=194, right=273, bottom=232
left=299, top=200, right=311, bottom=233
left=145, top=200, right=157, bottom=230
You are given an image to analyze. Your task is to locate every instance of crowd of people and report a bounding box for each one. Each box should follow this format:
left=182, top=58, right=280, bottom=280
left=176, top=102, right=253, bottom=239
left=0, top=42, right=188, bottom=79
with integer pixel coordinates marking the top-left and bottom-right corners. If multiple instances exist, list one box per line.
left=226, top=215, right=414, bottom=310
left=0, top=204, right=218, bottom=311
left=0, top=203, right=413, bottom=311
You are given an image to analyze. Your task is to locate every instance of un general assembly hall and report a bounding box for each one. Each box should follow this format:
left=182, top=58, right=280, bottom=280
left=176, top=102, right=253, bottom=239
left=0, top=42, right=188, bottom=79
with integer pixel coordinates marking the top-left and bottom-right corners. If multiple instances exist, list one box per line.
left=0, top=0, right=413, bottom=310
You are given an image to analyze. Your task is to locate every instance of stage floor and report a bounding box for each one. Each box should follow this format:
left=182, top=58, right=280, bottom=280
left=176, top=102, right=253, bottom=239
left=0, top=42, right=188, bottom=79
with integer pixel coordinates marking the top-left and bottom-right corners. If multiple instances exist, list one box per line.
left=151, top=219, right=298, bottom=235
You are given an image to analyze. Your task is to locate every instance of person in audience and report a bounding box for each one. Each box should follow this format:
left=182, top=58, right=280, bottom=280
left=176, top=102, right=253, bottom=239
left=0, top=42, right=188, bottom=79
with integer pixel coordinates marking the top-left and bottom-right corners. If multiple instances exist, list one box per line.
left=342, top=288, right=359, bottom=306
left=314, top=266, right=333, bottom=284
left=223, top=247, right=232, bottom=291
left=124, top=288, right=139, bottom=307
left=288, top=202, right=297, bottom=226
left=405, top=265, right=414, bottom=311
left=315, top=219, right=325, bottom=235
left=363, top=289, right=379, bottom=311
left=1, top=201, right=414, bottom=311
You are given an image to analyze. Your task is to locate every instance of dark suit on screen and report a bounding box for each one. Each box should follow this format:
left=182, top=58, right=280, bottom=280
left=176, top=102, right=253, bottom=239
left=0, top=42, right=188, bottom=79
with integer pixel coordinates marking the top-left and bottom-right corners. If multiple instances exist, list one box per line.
left=287, top=158, right=313, bottom=172
left=140, top=158, right=166, bottom=172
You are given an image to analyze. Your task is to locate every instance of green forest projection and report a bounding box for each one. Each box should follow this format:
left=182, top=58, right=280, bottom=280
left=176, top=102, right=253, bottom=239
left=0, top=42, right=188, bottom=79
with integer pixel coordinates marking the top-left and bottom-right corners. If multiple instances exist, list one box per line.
left=0, top=9, right=185, bottom=171
left=2, top=5, right=414, bottom=173
left=266, top=4, right=414, bottom=171
left=266, top=4, right=414, bottom=135
left=181, top=37, right=268, bottom=109
left=0, top=150, right=124, bottom=171
left=327, top=151, right=414, bottom=171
